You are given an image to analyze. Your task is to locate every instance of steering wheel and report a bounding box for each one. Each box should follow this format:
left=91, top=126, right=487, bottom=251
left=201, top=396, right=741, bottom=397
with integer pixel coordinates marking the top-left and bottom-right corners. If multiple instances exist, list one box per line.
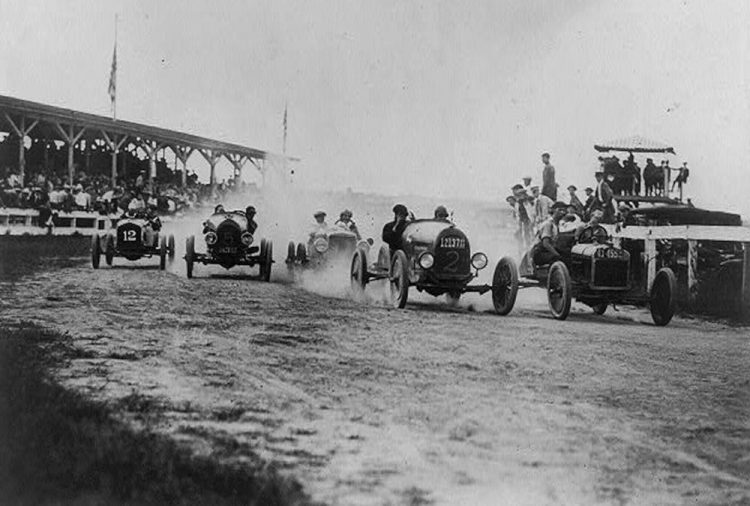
left=578, top=225, right=608, bottom=244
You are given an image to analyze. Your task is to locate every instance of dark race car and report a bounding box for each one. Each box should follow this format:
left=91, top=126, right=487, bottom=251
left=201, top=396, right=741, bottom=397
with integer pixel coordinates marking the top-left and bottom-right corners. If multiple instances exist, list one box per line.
left=185, top=210, right=272, bottom=280
left=496, top=224, right=677, bottom=325
left=92, top=212, right=174, bottom=270
left=286, top=227, right=360, bottom=271
left=350, top=219, right=512, bottom=312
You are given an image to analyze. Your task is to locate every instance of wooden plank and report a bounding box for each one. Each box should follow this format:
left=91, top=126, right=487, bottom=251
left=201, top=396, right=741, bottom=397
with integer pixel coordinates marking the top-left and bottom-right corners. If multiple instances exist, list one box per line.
left=743, top=243, right=750, bottom=318
left=645, top=238, right=656, bottom=293
left=614, top=225, right=750, bottom=242
left=687, top=239, right=698, bottom=305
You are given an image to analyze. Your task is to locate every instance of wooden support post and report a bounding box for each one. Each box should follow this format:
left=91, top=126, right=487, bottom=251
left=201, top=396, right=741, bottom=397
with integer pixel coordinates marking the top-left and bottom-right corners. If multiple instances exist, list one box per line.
left=742, top=243, right=750, bottom=318
left=174, top=146, right=194, bottom=188
left=101, top=131, right=128, bottom=188
left=224, top=153, right=247, bottom=184
left=199, top=149, right=222, bottom=193
left=645, top=238, right=656, bottom=293
left=4, top=114, right=38, bottom=186
left=52, top=122, right=85, bottom=185
left=687, top=239, right=698, bottom=306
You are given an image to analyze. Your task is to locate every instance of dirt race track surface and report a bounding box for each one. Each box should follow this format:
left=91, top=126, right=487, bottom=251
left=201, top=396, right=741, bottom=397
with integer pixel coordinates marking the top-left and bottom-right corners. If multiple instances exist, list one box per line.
left=1, top=251, right=749, bottom=505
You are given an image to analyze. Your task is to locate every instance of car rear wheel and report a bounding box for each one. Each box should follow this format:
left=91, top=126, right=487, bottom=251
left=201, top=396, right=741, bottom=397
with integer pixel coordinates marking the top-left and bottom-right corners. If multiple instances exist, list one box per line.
left=650, top=267, right=676, bottom=326
left=492, top=256, right=519, bottom=315
left=350, top=248, right=368, bottom=297
left=104, top=234, right=115, bottom=266
left=592, top=302, right=607, bottom=315
left=389, top=250, right=409, bottom=309
left=168, top=234, right=175, bottom=260
left=185, top=235, right=195, bottom=279
left=547, top=261, right=572, bottom=320
left=91, top=234, right=101, bottom=269
left=159, top=236, right=167, bottom=270
left=260, top=239, right=273, bottom=282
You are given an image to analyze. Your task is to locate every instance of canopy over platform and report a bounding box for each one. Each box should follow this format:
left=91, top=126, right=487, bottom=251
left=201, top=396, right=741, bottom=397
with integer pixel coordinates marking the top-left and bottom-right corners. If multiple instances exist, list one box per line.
left=594, top=135, right=675, bottom=154
left=0, top=94, right=298, bottom=187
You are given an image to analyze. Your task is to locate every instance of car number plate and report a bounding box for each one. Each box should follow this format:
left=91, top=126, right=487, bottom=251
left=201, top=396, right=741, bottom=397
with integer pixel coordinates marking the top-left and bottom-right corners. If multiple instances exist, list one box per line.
left=217, top=246, right=237, bottom=254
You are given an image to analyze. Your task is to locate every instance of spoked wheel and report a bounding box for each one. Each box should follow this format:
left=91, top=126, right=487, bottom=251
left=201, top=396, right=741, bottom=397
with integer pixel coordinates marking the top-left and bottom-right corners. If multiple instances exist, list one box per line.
left=91, top=234, right=101, bottom=269
left=389, top=250, right=409, bottom=309
left=547, top=261, right=572, bottom=320
left=492, top=256, right=519, bottom=315
left=159, top=236, right=167, bottom=270
left=185, top=235, right=195, bottom=279
left=592, top=302, right=607, bottom=315
left=260, top=239, right=273, bottom=282
left=168, top=234, right=175, bottom=260
left=350, top=248, right=368, bottom=297
left=650, top=267, right=676, bottom=326
left=104, top=234, right=115, bottom=266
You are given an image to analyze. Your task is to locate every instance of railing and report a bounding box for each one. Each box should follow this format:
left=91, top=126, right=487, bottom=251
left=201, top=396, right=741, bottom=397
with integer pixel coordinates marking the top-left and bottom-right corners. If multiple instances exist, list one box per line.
left=0, top=208, right=116, bottom=236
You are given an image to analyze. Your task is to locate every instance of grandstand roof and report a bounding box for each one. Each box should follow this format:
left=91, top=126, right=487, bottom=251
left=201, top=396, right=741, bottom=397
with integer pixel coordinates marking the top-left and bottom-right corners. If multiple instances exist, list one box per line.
left=0, top=94, right=296, bottom=162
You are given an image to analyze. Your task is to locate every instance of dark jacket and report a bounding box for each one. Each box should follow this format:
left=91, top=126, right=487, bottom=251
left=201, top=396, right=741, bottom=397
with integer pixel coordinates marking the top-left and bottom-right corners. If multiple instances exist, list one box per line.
left=382, top=219, right=408, bottom=252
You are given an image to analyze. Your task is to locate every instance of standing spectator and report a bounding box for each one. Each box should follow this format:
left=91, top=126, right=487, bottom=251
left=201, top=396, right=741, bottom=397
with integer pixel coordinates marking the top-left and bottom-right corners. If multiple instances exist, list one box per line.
left=530, top=185, right=553, bottom=227
left=671, top=162, right=689, bottom=192
left=643, top=158, right=659, bottom=196
left=541, top=152, right=557, bottom=201
left=593, top=171, right=615, bottom=224
left=73, top=184, right=91, bottom=211
left=583, top=187, right=595, bottom=220
left=566, top=185, right=585, bottom=217
left=521, top=176, right=532, bottom=193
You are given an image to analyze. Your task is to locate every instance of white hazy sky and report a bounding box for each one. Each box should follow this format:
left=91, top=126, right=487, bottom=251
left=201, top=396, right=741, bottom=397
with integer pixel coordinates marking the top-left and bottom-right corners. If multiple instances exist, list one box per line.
left=1, top=0, right=749, bottom=216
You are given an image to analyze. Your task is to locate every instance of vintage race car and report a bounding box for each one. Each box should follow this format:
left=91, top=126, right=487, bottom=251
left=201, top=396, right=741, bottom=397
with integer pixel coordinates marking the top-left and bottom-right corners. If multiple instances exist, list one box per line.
left=496, top=224, right=676, bottom=325
left=91, top=215, right=174, bottom=269
left=350, top=219, right=512, bottom=312
left=286, top=227, right=359, bottom=270
left=185, top=210, right=272, bottom=280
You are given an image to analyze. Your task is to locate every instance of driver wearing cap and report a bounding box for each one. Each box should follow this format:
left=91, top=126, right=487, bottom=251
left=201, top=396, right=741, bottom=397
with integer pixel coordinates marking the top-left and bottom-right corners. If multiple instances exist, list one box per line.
left=531, top=201, right=568, bottom=266
left=245, top=206, right=258, bottom=234
left=382, top=204, right=410, bottom=253
left=433, top=205, right=451, bottom=222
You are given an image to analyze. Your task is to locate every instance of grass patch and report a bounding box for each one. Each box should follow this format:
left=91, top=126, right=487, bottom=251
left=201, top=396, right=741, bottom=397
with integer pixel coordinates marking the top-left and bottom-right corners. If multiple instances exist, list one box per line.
left=0, top=323, right=315, bottom=505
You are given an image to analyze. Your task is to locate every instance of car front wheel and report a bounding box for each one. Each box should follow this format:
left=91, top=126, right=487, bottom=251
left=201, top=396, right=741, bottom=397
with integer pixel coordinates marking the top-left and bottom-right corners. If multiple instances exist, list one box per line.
left=547, top=261, right=572, bottom=320
left=650, top=267, right=676, bottom=326
left=185, top=236, right=195, bottom=279
left=389, top=250, right=409, bottom=309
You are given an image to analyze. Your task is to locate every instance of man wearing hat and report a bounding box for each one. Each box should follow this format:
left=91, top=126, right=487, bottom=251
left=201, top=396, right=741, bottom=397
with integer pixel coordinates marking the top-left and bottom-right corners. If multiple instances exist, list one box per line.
left=531, top=201, right=568, bottom=266
left=593, top=171, right=615, bottom=224
left=530, top=185, right=552, bottom=227
left=566, top=185, right=584, bottom=217
left=521, top=176, right=532, bottom=193
left=310, top=211, right=328, bottom=236
left=433, top=205, right=450, bottom=222
left=541, top=152, right=557, bottom=201
left=643, top=158, right=659, bottom=196
left=245, top=206, right=258, bottom=234
left=583, top=186, right=595, bottom=221
left=335, top=209, right=361, bottom=239
left=382, top=204, right=410, bottom=254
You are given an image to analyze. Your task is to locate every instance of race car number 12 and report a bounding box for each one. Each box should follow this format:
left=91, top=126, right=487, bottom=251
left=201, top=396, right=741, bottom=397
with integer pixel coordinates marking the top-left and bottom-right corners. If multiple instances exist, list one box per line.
left=123, top=230, right=137, bottom=241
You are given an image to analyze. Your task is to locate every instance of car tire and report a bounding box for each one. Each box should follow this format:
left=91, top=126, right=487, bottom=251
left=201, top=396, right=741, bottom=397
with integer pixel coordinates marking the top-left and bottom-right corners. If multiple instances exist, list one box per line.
left=91, top=234, right=101, bottom=269
left=296, top=243, right=307, bottom=264
left=159, top=236, right=167, bottom=270
left=287, top=241, right=296, bottom=263
left=389, top=250, right=409, bottom=309
left=185, top=235, right=195, bottom=279
left=592, top=302, right=607, bottom=315
left=547, top=261, right=572, bottom=320
left=168, top=234, right=175, bottom=260
left=492, top=256, right=519, bottom=316
left=104, top=234, right=115, bottom=266
left=446, top=291, right=461, bottom=306
left=350, top=248, right=368, bottom=297
left=261, top=240, right=273, bottom=282
left=650, top=267, right=676, bottom=326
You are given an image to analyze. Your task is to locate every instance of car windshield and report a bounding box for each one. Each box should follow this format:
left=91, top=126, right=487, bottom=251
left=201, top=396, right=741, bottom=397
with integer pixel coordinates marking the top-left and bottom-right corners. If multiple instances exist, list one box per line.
left=403, top=220, right=454, bottom=243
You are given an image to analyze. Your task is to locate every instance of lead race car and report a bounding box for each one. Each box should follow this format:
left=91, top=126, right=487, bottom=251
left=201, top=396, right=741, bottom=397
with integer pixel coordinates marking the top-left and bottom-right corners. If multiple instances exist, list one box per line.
left=350, top=218, right=514, bottom=312
left=185, top=209, right=273, bottom=280
left=495, top=223, right=677, bottom=325
left=91, top=210, right=175, bottom=269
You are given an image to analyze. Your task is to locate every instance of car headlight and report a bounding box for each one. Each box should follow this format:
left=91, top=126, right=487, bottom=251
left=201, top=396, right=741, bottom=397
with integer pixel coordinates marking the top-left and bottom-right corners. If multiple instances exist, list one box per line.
left=471, top=252, right=488, bottom=270
left=418, top=252, right=434, bottom=269
left=313, top=237, right=329, bottom=253
left=205, top=231, right=217, bottom=245
left=241, top=232, right=253, bottom=246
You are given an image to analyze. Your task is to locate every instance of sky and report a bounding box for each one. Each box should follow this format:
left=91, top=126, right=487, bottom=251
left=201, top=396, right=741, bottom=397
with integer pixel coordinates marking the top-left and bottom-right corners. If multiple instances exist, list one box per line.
left=1, top=0, right=749, bottom=216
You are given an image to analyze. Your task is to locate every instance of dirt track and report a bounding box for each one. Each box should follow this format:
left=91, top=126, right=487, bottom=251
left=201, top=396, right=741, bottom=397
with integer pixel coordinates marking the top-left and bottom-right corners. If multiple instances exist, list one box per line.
left=1, top=251, right=749, bottom=505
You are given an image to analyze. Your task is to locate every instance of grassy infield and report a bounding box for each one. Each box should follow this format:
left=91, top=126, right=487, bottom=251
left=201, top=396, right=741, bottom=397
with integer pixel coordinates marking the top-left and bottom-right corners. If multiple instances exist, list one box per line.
left=0, top=325, right=311, bottom=505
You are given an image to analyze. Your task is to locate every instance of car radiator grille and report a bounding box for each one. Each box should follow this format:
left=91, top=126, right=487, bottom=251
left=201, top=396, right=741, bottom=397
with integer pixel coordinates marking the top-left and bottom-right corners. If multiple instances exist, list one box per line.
left=592, top=259, right=629, bottom=288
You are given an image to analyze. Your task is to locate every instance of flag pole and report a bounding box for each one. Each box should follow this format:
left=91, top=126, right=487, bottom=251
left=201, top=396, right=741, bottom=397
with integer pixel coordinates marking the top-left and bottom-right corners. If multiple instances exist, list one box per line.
left=113, top=14, right=118, bottom=120
left=282, top=101, right=288, bottom=155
